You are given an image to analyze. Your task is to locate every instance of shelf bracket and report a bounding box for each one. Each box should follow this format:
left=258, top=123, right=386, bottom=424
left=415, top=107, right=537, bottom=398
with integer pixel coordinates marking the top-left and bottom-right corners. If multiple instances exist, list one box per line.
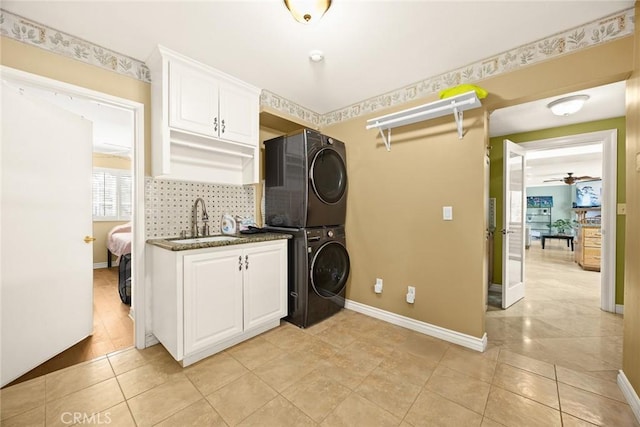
left=376, top=125, right=392, bottom=151
left=452, top=106, right=464, bottom=139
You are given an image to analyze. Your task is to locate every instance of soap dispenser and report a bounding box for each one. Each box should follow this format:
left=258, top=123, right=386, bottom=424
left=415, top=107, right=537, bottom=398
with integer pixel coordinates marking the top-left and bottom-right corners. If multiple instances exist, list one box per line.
left=221, top=213, right=237, bottom=235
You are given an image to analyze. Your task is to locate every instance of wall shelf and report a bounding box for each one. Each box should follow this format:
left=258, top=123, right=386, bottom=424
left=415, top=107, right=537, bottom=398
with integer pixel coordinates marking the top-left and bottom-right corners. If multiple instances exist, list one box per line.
left=365, top=90, right=481, bottom=151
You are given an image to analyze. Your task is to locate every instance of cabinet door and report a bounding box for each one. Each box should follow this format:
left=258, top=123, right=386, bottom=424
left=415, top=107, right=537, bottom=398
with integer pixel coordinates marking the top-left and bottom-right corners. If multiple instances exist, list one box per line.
left=218, top=81, right=258, bottom=146
left=183, top=250, right=243, bottom=355
left=242, top=242, right=287, bottom=330
left=169, top=60, right=219, bottom=137
left=583, top=247, right=602, bottom=269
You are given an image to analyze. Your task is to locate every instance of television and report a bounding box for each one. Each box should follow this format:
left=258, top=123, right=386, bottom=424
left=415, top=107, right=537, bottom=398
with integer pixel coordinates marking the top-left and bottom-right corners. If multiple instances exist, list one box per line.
left=575, top=180, right=602, bottom=208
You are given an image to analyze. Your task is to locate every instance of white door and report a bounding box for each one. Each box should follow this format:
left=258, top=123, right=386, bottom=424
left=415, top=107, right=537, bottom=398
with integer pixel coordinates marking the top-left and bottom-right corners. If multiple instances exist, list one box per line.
left=502, top=139, right=527, bottom=309
left=1, top=87, right=94, bottom=386
left=243, top=242, right=287, bottom=330
left=183, top=250, right=243, bottom=355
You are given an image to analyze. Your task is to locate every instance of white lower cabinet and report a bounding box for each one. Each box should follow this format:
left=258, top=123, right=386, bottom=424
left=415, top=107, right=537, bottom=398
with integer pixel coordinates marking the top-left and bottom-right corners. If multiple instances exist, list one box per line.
left=149, top=239, right=287, bottom=366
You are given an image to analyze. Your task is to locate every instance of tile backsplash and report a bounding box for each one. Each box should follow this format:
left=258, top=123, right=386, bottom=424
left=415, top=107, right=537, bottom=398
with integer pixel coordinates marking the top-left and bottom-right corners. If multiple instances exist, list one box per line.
left=145, top=178, right=256, bottom=238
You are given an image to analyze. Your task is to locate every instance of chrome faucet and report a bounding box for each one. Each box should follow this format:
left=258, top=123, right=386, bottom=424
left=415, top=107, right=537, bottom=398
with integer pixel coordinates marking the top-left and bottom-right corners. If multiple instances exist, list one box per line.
left=192, top=198, right=210, bottom=237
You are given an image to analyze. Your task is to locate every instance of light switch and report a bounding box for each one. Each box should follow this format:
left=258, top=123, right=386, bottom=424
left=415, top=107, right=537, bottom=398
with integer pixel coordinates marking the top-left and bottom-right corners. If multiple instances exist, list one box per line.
left=443, top=206, right=453, bottom=220
left=618, top=203, right=627, bottom=215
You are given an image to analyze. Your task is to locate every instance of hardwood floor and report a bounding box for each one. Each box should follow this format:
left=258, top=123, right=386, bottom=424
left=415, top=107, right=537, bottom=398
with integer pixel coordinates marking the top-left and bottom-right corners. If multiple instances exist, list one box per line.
left=5, top=268, right=133, bottom=387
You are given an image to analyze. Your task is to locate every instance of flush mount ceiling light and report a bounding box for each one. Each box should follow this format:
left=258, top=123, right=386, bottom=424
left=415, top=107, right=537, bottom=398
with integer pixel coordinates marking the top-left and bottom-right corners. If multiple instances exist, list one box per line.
left=547, top=94, right=590, bottom=116
left=284, top=0, right=332, bottom=24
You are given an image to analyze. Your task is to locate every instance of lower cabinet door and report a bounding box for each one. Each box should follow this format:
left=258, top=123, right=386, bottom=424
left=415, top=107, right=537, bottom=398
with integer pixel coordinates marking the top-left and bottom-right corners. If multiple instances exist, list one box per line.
left=183, top=249, right=243, bottom=355
left=242, top=242, right=287, bottom=330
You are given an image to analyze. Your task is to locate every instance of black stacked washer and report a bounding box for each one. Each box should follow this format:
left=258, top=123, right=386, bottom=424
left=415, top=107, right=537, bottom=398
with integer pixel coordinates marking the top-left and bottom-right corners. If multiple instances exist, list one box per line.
left=265, top=129, right=349, bottom=328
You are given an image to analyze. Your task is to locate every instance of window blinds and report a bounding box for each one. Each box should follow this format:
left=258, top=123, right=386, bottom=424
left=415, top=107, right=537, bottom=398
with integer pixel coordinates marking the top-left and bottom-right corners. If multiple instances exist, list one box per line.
left=92, top=168, right=132, bottom=220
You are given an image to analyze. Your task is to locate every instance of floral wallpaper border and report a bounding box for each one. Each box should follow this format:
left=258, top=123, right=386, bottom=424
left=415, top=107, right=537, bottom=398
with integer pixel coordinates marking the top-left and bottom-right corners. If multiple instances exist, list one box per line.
left=0, top=9, right=151, bottom=82
left=321, top=7, right=635, bottom=127
left=0, top=7, right=634, bottom=127
left=260, top=90, right=321, bottom=128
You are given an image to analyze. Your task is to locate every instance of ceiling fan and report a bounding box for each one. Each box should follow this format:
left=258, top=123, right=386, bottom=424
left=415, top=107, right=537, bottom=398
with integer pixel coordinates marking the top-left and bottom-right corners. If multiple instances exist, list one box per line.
left=543, top=172, right=600, bottom=185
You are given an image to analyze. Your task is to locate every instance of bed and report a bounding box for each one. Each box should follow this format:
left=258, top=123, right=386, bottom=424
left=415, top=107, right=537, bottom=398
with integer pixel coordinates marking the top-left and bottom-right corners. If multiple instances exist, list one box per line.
left=107, top=222, right=132, bottom=268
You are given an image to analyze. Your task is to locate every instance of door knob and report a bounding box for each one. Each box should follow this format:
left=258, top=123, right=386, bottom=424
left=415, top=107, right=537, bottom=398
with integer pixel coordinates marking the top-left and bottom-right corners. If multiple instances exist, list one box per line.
left=84, top=236, right=97, bottom=243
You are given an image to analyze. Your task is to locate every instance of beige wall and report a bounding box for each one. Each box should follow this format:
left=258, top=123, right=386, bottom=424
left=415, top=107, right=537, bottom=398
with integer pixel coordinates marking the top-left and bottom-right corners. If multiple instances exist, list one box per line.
left=324, top=106, right=488, bottom=338
left=92, top=154, right=132, bottom=265
left=324, top=36, right=635, bottom=340
left=623, top=1, right=640, bottom=398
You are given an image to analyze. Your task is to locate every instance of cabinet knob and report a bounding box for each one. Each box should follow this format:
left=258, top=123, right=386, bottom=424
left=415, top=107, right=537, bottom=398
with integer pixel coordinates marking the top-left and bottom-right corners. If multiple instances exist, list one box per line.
left=245, top=254, right=249, bottom=270
left=214, top=117, right=218, bottom=132
left=238, top=255, right=242, bottom=271
left=221, top=119, right=226, bottom=133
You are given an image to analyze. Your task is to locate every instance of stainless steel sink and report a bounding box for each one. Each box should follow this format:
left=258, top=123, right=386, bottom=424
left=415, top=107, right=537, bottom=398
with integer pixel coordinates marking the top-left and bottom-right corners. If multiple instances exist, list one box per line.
left=170, top=235, right=241, bottom=244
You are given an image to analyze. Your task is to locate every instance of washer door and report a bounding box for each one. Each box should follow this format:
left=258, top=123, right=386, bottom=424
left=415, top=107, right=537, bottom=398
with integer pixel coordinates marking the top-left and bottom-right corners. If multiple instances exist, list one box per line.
left=310, top=148, right=347, bottom=205
left=310, top=241, right=350, bottom=298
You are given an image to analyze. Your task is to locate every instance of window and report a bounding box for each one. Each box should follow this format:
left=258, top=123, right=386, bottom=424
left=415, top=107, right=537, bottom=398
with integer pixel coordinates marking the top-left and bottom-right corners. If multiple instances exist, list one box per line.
left=92, top=168, right=132, bottom=221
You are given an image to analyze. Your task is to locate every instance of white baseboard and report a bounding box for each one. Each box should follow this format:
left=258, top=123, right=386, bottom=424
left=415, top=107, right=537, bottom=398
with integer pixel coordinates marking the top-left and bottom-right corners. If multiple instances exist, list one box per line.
left=489, top=284, right=501, bottom=293
left=616, top=304, right=624, bottom=314
left=345, top=299, right=487, bottom=352
left=93, top=261, right=119, bottom=269
left=618, top=370, right=640, bottom=423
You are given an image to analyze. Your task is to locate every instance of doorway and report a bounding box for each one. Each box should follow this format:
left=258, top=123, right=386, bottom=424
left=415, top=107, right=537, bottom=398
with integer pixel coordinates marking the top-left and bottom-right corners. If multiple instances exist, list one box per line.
left=488, top=80, right=624, bottom=315
left=519, top=129, right=617, bottom=313
left=0, top=66, right=146, bottom=386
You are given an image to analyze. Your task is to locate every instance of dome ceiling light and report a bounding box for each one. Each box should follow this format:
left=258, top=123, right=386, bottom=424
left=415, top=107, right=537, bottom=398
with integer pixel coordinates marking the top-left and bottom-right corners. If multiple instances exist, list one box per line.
left=284, top=0, right=332, bottom=24
left=547, top=94, right=590, bottom=116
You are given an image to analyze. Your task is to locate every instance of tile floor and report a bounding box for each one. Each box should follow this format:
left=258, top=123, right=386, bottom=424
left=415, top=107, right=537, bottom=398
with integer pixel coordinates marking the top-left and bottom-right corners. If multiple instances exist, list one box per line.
left=6, top=268, right=134, bottom=387
left=1, top=242, right=637, bottom=426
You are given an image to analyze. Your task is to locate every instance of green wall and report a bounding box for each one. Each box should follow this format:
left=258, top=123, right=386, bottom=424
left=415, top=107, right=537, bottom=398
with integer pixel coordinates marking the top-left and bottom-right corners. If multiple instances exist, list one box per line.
left=489, top=117, right=626, bottom=305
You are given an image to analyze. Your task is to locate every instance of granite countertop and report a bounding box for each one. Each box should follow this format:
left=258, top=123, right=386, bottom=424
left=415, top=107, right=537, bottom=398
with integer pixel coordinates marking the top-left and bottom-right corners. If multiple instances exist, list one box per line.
left=147, top=232, right=292, bottom=251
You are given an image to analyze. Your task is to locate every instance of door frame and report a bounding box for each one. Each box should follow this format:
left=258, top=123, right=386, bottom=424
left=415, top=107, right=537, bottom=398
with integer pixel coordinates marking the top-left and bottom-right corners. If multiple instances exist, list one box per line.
left=519, top=129, right=617, bottom=313
left=1, top=66, right=147, bottom=348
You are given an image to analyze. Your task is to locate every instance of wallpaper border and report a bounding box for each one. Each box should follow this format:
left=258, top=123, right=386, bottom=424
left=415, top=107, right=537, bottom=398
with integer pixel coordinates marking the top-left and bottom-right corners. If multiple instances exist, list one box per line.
left=0, top=9, right=151, bottom=82
left=1, top=7, right=634, bottom=127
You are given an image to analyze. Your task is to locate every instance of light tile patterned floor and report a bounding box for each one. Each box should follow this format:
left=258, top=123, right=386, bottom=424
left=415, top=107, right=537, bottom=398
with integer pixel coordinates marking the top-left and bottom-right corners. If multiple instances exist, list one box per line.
left=1, top=242, right=637, bottom=426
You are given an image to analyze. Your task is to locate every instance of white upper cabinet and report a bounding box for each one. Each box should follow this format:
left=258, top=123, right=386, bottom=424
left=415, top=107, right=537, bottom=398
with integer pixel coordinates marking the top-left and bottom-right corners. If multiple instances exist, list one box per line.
left=168, top=61, right=220, bottom=137
left=148, top=45, right=260, bottom=185
left=217, top=81, right=258, bottom=145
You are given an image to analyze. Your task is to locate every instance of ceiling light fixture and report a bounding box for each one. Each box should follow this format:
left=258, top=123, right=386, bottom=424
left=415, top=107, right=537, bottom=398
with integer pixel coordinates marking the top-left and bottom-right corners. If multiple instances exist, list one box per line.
left=284, top=0, right=332, bottom=24
left=547, top=94, right=590, bottom=116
